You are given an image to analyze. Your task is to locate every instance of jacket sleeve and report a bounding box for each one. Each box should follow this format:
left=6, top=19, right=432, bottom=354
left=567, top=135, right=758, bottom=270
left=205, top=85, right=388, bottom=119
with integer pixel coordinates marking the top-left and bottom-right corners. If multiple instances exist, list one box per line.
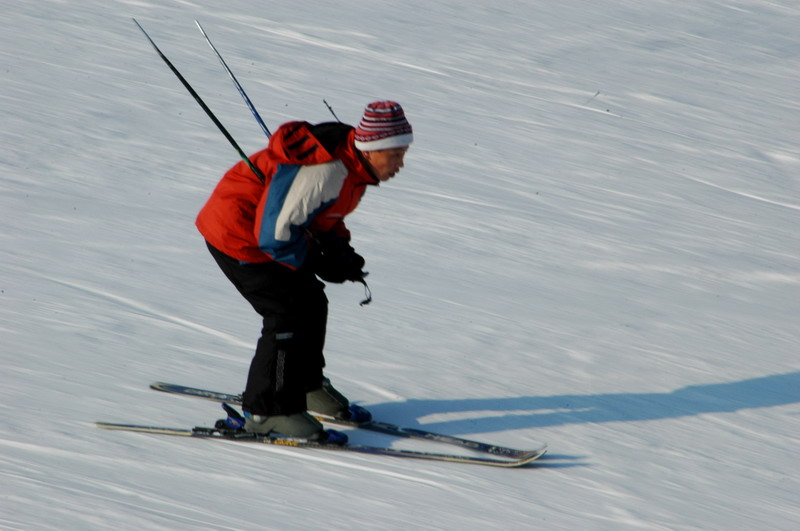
left=254, top=160, right=348, bottom=269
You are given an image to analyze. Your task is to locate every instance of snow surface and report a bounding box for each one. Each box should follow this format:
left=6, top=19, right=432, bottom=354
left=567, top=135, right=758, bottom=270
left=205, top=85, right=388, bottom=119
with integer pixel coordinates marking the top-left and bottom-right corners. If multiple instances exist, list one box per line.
left=2, top=0, right=799, bottom=529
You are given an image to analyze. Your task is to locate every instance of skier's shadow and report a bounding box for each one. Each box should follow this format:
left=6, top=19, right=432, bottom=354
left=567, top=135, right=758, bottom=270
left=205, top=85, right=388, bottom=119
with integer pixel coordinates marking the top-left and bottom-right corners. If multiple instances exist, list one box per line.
left=365, top=371, right=800, bottom=436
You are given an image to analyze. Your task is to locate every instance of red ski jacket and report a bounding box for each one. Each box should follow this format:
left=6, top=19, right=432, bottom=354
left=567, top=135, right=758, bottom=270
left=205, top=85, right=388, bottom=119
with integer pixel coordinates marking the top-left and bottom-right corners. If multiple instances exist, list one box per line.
left=196, top=121, right=378, bottom=268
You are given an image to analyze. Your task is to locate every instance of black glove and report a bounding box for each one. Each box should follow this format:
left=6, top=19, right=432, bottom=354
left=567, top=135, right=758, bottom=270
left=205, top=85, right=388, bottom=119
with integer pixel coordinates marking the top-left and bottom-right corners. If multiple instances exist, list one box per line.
left=313, top=232, right=366, bottom=283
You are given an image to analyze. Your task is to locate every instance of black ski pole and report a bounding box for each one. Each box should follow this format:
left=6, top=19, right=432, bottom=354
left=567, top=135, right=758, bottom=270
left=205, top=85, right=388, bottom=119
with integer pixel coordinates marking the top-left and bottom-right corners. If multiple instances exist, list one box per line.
left=323, top=99, right=342, bottom=123
left=132, top=18, right=266, bottom=184
left=195, top=20, right=272, bottom=139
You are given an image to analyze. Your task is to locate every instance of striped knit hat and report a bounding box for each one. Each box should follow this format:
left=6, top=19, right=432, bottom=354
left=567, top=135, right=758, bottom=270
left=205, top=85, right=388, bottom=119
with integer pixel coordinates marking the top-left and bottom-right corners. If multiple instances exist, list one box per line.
left=354, top=101, right=413, bottom=151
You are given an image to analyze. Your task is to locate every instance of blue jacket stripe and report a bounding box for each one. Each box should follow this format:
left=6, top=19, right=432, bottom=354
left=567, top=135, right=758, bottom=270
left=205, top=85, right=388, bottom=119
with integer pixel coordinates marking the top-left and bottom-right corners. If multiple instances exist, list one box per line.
left=258, top=163, right=344, bottom=268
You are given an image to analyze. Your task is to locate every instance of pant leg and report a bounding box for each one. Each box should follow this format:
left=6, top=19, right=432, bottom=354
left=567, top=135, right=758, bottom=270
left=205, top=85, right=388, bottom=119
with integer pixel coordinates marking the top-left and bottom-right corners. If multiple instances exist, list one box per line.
left=206, top=242, right=328, bottom=415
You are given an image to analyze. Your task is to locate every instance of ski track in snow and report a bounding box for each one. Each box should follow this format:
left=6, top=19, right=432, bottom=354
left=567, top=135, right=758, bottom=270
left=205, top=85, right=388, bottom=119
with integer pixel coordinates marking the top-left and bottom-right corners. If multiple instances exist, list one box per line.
left=45, top=276, right=252, bottom=349
left=676, top=173, right=800, bottom=211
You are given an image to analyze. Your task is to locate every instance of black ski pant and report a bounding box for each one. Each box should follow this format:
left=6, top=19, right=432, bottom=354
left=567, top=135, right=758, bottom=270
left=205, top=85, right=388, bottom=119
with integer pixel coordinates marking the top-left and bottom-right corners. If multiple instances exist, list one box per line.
left=207, top=242, right=327, bottom=416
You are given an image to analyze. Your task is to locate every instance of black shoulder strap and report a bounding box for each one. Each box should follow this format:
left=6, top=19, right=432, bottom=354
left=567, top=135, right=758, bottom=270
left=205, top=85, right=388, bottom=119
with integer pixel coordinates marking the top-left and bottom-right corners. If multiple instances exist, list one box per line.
left=309, top=122, right=354, bottom=155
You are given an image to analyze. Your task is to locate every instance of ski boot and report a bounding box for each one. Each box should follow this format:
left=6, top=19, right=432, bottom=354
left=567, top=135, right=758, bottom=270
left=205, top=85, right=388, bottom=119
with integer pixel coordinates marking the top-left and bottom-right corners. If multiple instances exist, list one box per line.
left=306, top=377, right=372, bottom=423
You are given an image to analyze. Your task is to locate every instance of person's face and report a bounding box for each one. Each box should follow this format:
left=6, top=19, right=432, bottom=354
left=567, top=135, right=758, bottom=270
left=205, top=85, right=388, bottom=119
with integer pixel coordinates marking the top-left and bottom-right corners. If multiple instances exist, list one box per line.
left=362, top=146, right=409, bottom=182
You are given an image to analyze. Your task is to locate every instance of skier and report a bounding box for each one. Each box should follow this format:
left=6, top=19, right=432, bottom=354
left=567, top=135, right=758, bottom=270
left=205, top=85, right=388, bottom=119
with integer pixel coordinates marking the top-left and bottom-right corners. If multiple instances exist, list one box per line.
left=195, top=101, right=413, bottom=442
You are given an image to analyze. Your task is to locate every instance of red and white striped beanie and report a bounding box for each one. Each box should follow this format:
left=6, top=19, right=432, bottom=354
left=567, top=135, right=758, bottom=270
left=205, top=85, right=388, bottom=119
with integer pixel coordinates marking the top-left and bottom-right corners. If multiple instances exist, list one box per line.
left=354, top=101, right=413, bottom=151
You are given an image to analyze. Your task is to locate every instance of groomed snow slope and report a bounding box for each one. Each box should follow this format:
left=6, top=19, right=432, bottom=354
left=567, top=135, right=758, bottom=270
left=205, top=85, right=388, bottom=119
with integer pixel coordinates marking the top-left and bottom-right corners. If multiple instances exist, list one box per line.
left=2, top=1, right=799, bottom=529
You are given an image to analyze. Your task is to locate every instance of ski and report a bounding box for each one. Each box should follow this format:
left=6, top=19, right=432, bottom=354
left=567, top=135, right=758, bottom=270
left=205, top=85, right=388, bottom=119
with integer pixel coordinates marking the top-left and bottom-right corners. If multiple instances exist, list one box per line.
left=95, top=422, right=546, bottom=468
left=150, top=381, right=545, bottom=460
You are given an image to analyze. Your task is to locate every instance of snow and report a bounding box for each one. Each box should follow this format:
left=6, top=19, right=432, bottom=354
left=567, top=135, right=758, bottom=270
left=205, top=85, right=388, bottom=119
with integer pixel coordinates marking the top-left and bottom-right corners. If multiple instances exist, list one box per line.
left=2, top=0, right=799, bottom=529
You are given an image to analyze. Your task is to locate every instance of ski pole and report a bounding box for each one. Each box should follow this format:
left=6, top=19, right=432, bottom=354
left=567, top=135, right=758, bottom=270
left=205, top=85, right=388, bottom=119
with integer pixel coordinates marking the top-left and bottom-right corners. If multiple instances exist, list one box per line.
left=323, top=99, right=342, bottom=123
left=195, top=20, right=272, bottom=139
left=195, top=22, right=341, bottom=137
left=132, top=19, right=266, bottom=184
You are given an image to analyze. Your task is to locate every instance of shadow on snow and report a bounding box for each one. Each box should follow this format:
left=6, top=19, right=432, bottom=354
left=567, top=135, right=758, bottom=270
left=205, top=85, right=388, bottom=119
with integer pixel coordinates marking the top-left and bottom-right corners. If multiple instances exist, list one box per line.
left=365, top=371, right=800, bottom=436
